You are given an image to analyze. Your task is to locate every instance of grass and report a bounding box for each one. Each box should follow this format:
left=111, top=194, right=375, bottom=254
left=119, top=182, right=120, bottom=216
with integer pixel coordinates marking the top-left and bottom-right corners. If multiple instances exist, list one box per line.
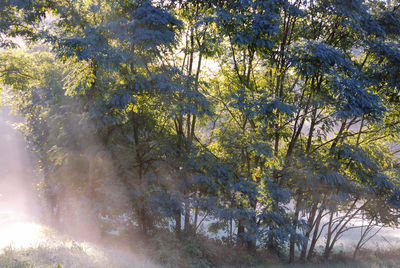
left=2, top=245, right=400, bottom=268
left=0, top=241, right=157, bottom=268
left=1, top=227, right=400, bottom=268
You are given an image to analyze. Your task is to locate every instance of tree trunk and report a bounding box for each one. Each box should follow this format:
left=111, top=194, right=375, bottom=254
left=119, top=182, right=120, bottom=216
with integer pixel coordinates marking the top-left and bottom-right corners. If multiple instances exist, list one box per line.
left=300, top=203, right=317, bottom=260
left=323, top=212, right=334, bottom=260
left=237, top=219, right=245, bottom=247
left=289, top=198, right=301, bottom=263
left=175, top=210, right=181, bottom=234
left=246, top=198, right=257, bottom=252
left=184, top=198, right=191, bottom=234
left=307, top=209, right=323, bottom=260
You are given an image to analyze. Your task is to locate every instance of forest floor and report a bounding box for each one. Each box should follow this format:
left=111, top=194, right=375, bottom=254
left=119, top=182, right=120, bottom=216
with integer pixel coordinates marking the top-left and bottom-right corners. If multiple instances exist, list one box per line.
left=1, top=226, right=399, bottom=268
left=1, top=245, right=400, bottom=268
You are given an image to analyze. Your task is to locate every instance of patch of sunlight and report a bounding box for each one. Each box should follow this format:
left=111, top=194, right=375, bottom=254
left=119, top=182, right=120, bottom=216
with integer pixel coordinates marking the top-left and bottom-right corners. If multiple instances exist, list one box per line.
left=0, top=210, right=158, bottom=267
left=0, top=210, right=46, bottom=249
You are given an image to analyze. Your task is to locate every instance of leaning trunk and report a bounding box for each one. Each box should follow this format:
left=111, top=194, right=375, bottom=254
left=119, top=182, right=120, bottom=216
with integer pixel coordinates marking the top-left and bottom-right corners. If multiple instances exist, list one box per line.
left=289, top=198, right=301, bottom=263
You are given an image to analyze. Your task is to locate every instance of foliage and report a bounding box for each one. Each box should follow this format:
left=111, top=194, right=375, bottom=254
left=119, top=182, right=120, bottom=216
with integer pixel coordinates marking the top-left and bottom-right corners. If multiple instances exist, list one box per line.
left=1, top=0, right=400, bottom=266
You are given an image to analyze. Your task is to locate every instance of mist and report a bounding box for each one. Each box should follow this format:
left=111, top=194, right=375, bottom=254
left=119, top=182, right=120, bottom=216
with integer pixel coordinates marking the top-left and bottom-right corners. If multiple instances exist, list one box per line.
left=0, top=105, right=41, bottom=246
left=0, top=108, right=38, bottom=213
left=0, top=105, right=156, bottom=267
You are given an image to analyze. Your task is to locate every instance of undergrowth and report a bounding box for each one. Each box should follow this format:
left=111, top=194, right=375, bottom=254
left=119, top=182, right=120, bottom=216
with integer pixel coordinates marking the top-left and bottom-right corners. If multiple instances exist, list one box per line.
left=0, top=242, right=156, bottom=268
left=2, top=232, right=400, bottom=268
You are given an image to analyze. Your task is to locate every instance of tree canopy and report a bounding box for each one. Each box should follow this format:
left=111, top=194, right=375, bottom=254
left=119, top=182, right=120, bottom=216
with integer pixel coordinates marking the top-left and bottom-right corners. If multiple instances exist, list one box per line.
left=1, top=0, right=400, bottom=266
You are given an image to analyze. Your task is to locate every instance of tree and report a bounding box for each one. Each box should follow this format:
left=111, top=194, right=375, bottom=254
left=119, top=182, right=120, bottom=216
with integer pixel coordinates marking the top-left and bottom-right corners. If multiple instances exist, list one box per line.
left=1, top=0, right=400, bottom=266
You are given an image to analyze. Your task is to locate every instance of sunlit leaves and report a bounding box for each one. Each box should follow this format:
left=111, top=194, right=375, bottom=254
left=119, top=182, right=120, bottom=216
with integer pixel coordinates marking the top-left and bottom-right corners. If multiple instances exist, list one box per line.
left=3, top=0, right=400, bottom=262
